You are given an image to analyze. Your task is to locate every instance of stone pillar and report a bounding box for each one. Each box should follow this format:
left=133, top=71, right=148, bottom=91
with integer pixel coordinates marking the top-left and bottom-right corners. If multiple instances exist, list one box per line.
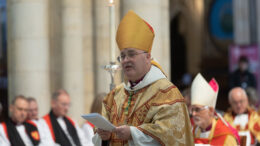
left=121, top=0, right=171, bottom=77
left=7, top=0, right=50, bottom=116
left=233, top=0, right=250, bottom=45
left=256, top=0, right=260, bottom=45
left=49, top=0, right=63, bottom=93
left=82, top=0, right=95, bottom=114
left=93, top=0, right=120, bottom=94
left=61, top=0, right=85, bottom=123
left=187, top=0, right=204, bottom=74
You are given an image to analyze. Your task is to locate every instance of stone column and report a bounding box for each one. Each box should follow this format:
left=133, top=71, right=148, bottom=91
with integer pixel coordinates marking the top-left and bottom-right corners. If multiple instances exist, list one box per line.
left=61, top=0, right=85, bottom=123
left=121, top=0, right=171, bottom=77
left=7, top=0, right=50, bottom=116
left=93, top=0, right=120, bottom=94
left=82, top=0, right=95, bottom=114
left=233, top=0, right=250, bottom=45
left=256, top=0, right=260, bottom=45
left=187, top=0, right=204, bottom=74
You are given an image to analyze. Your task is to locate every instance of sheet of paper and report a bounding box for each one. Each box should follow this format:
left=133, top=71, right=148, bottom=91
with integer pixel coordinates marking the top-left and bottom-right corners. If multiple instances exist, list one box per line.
left=81, top=113, right=116, bottom=132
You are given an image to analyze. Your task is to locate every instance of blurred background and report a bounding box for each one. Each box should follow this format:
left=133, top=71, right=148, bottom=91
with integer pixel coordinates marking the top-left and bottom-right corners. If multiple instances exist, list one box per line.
left=0, top=0, right=259, bottom=124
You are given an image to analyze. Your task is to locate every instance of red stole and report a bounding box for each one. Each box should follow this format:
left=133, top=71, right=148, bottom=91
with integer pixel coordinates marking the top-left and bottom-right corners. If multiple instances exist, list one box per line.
left=1, top=119, right=40, bottom=146
left=86, top=121, right=94, bottom=128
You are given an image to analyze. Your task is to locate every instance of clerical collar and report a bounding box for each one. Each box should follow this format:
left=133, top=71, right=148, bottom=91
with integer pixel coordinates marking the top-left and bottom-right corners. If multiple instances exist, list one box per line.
left=50, top=110, right=63, bottom=119
left=201, top=124, right=212, bottom=132
left=232, top=110, right=248, bottom=117
left=9, top=118, right=23, bottom=126
left=129, top=76, right=145, bottom=88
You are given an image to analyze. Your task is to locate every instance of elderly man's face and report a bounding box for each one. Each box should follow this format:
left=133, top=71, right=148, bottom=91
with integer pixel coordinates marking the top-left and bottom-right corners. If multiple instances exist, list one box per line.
left=191, top=105, right=213, bottom=129
left=120, top=48, right=151, bottom=82
left=52, top=94, right=71, bottom=117
left=28, top=100, right=38, bottom=120
left=229, top=88, right=248, bottom=114
left=10, top=98, right=29, bottom=124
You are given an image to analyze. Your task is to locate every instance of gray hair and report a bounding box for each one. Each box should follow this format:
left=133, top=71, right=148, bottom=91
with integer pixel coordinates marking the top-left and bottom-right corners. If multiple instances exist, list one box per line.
left=11, top=95, right=27, bottom=105
left=228, top=87, right=247, bottom=102
left=51, top=89, right=69, bottom=100
left=27, top=97, right=37, bottom=103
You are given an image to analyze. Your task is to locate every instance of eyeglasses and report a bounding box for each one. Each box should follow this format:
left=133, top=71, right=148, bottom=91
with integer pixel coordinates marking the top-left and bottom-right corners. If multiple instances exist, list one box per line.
left=117, top=51, right=147, bottom=62
left=231, top=99, right=246, bottom=106
left=190, top=106, right=209, bottom=114
left=59, top=102, right=71, bottom=108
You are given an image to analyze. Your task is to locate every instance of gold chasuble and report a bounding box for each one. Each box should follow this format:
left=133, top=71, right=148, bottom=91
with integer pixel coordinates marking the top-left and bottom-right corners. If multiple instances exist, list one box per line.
left=102, top=67, right=194, bottom=146
left=224, top=107, right=260, bottom=144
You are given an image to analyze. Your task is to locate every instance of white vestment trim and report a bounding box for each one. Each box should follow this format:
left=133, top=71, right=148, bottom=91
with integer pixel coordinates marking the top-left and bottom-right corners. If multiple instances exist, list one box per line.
left=92, top=127, right=160, bottom=146
left=81, top=122, right=94, bottom=146
left=199, top=130, right=211, bottom=139
left=57, top=117, right=77, bottom=146
left=128, top=126, right=160, bottom=146
left=0, top=123, right=10, bottom=146
left=92, top=134, right=102, bottom=146
left=0, top=123, right=34, bottom=146
left=233, top=113, right=248, bottom=129
left=124, top=65, right=166, bottom=91
left=34, top=119, right=60, bottom=146
left=56, top=117, right=88, bottom=146
left=17, top=124, right=34, bottom=146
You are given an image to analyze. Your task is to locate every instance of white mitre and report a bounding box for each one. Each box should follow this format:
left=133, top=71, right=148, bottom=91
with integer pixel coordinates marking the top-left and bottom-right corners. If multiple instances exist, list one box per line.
left=191, top=73, right=219, bottom=108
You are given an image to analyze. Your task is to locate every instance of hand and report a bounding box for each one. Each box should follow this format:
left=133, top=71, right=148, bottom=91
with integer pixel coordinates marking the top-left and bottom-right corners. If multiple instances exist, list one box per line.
left=115, top=125, right=132, bottom=140
left=96, top=128, right=111, bottom=140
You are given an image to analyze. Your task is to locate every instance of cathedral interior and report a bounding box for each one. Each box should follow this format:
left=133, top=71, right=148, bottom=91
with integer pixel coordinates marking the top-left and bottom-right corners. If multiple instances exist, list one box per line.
left=0, top=0, right=259, bottom=124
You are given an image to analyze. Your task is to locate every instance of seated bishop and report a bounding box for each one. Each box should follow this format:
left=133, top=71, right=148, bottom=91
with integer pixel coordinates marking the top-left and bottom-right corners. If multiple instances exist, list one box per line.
left=224, top=87, right=260, bottom=145
left=191, top=73, right=239, bottom=146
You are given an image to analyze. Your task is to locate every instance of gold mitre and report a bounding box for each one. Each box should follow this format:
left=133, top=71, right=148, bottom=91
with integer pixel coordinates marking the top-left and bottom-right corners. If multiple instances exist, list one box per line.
left=191, top=73, right=219, bottom=108
left=116, top=10, right=155, bottom=53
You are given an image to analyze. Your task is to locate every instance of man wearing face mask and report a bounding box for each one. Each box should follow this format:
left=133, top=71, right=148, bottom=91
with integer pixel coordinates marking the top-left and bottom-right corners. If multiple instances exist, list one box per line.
left=191, top=73, right=239, bottom=146
left=93, top=10, right=194, bottom=146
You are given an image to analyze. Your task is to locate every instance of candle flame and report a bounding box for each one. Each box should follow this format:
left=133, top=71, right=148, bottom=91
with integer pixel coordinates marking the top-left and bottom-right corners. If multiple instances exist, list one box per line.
left=108, top=0, right=114, bottom=5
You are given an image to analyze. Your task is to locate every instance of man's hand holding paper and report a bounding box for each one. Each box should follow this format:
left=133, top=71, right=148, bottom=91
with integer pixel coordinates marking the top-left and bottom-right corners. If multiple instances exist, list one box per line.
left=81, top=113, right=115, bottom=132
left=82, top=113, right=134, bottom=141
left=96, top=128, right=112, bottom=141
left=115, top=125, right=132, bottom=140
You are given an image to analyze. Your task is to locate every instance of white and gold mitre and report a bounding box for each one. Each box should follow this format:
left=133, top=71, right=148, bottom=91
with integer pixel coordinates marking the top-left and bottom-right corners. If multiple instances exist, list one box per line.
left=191, top=73, right=219, bottom=108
